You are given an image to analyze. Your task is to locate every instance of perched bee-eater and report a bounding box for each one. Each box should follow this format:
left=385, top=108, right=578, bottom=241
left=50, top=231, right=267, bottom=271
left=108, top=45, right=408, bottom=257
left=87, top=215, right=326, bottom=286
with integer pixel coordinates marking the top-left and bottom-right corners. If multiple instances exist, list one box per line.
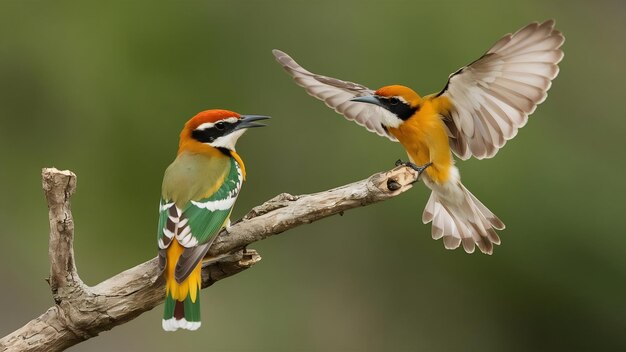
left=273, top=20, right=563, bottom=254
left=157, top=109, right=269, bottom=331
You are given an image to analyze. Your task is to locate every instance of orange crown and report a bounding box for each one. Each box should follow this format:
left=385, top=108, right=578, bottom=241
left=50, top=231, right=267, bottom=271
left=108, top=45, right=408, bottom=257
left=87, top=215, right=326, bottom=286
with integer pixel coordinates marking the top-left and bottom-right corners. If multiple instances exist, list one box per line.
left=375, top=85, right=422, bottom=105
left=178, top=109, right=241, bottom=155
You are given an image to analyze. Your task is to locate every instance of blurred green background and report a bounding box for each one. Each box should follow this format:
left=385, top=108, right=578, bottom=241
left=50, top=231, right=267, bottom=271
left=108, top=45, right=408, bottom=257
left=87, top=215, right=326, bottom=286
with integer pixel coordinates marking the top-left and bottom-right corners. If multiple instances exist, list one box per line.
left=1, top=0, right=624, bottom=351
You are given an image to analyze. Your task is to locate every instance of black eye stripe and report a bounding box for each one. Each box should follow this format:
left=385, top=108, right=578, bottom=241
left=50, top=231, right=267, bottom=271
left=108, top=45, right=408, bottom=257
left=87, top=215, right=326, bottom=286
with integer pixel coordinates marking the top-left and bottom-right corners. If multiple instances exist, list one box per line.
left=191, top=121, right=237, bottom=143
left=380, top=97, right=418, bottom=120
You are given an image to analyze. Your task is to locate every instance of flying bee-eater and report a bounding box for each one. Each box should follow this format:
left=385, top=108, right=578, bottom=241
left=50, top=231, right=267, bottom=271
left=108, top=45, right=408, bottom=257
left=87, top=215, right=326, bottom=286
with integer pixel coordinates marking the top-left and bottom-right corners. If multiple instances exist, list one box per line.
left=158, top=109, right=269, bottom=331
left=273, top=20, right=563, bottom=254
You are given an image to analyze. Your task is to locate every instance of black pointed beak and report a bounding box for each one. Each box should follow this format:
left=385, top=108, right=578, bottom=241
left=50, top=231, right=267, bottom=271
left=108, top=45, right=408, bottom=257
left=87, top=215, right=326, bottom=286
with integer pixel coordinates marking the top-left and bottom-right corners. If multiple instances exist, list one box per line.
left=235, top=115, right=271, bottom=131
left=351, top=95, right=382, bottom=106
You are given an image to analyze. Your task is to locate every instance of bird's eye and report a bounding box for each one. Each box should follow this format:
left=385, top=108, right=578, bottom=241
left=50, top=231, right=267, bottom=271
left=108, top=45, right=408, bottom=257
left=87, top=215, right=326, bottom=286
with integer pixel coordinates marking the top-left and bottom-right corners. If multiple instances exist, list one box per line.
left=215, top=122, right=226, bottom=130
left=389, top=98, right=400, bottom=106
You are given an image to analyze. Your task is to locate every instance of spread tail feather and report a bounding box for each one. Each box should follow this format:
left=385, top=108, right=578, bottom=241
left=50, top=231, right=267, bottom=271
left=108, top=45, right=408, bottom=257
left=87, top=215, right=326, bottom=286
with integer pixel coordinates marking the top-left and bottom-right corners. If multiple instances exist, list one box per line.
left=422, top=169, right=504, bottom=254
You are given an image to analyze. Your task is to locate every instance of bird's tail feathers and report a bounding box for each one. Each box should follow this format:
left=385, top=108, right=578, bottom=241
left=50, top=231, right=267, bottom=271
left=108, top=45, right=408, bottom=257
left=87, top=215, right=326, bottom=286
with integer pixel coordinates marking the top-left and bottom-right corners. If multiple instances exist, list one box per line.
left=422, top=171, right=504, bottom=254
left=162, top=290, right=201, bottom=331
left=162, top=242, right=202, bottom=331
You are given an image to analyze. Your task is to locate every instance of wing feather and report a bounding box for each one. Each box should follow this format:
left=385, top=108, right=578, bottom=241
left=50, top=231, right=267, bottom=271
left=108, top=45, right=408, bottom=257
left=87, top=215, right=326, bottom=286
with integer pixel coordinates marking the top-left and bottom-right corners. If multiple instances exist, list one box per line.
left=157, top=158, right=243, bottom=282
left=437, top=20, right=564, bottom=159
left=273, top=49, right=397, bottom=141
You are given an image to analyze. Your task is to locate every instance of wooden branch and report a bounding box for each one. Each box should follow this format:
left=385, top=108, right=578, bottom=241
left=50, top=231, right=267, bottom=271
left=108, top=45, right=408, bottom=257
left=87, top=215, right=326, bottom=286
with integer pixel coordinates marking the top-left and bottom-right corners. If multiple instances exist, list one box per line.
left=0, top=165, right=419, bottom=352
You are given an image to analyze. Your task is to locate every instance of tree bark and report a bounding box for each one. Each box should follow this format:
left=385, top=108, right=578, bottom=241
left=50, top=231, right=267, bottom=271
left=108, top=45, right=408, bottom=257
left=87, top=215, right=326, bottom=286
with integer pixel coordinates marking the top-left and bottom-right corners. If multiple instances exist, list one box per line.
left=0, top=165, right=419, bottom=352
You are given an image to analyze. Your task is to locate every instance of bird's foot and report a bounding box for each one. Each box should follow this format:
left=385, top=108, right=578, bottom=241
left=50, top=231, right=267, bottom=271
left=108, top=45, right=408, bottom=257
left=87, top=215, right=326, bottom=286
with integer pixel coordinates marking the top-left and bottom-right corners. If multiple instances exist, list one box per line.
left=395, top=159, right=433, bottom=178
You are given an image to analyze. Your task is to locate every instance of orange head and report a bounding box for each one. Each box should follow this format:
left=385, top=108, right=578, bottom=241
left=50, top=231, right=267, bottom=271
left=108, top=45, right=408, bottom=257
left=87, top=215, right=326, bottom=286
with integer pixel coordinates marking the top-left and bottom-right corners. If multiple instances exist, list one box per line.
left=351, top=85, right=422, bottom=127
left=178, top=109, right=270, bottom=155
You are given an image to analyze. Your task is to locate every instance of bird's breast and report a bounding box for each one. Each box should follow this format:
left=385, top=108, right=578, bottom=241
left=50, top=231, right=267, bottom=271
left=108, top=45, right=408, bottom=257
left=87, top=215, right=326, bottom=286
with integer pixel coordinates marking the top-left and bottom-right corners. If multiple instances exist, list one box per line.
left=388, top=104, right=453, bottom=184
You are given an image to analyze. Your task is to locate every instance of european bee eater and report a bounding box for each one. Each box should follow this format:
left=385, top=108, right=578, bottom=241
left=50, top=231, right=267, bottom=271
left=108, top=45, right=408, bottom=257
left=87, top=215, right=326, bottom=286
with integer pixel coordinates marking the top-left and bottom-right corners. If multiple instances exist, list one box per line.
left=158, top=109, right=269, bottom=331
left=273, top=20, right=563, bottom=254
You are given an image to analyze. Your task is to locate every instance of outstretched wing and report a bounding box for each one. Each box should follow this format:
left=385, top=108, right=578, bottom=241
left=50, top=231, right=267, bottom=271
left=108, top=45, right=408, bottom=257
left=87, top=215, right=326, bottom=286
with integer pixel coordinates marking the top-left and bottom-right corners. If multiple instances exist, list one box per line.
left=435, top=20, right=564, bottom=160
left=157, top=157, right=243, bottom=282
left=273, top=49, right=397, bottom=141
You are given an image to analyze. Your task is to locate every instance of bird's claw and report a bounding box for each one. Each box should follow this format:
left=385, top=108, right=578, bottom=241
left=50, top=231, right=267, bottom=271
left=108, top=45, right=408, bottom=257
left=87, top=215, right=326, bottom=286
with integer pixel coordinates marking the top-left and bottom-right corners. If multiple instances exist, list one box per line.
left=395, top=159, right=433, bottom=179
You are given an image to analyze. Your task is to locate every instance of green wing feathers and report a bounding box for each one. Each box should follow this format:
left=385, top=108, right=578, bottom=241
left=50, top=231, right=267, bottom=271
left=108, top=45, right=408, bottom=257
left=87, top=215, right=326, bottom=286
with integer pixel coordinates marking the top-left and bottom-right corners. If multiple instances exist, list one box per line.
left=184, top=156, right=242, bottom=244
left=157, top=155, right=243, bottom=279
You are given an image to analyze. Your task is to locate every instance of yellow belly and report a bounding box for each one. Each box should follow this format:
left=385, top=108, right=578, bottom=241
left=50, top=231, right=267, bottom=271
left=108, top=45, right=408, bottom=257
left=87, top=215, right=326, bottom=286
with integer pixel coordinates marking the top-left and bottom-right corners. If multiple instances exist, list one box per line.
left=388, top=101, right=453, bottom=184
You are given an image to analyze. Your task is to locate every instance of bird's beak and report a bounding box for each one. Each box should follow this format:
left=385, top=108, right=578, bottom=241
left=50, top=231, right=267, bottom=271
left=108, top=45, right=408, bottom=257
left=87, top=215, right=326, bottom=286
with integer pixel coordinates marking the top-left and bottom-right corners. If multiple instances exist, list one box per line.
left=351, top=95, right=382, bottom=106
left=235, top=115, right=271, bottom=131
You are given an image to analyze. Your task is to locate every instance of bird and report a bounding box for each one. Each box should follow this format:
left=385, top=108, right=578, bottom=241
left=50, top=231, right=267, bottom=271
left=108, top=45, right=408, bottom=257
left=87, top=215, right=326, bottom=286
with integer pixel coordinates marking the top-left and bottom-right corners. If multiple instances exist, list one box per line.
left=157, top=109, right=269, bottom=331
left=273, top=20, right=564, bottom=254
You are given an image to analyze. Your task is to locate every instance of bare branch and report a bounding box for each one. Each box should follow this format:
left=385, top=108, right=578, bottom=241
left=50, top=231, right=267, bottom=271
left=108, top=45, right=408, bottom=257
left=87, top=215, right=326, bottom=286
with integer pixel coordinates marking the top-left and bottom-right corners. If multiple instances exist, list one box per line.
left=0, top=166, right=418, bottom=352
left=42, top=169, right=83, bottom=297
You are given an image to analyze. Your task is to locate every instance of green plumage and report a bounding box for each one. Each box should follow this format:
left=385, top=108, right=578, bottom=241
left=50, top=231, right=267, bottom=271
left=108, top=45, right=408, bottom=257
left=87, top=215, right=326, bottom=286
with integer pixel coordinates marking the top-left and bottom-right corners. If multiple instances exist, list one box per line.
left=183, top=294, right=200, bottom=322
left=163, top=292, right=201, bottom=324
left=157, top=152, right=242, bottom=247
left=162, top=152, right=231, bottom=208
left=163, top=292, right=175, bottom=320
left=183, top=156, right=241, bottom=243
